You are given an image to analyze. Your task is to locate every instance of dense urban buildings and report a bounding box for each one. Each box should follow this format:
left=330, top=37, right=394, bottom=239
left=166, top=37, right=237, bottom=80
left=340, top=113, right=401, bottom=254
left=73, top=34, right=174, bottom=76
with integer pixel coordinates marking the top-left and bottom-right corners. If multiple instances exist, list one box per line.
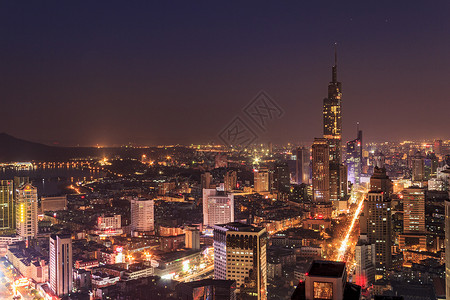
left=0, top=5, right=449, bottom=299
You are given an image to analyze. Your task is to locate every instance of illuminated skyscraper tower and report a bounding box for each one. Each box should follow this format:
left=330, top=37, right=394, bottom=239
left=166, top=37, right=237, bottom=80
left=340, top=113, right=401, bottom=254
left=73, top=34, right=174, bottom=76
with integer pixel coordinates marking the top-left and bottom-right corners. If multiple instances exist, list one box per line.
left=323, top=46, right=342, bottom=165
left=323, top=46, right=344, bottom=202
left=0, top=180, right=14, bottom=231
left=16, top=183, right=38, bottom=238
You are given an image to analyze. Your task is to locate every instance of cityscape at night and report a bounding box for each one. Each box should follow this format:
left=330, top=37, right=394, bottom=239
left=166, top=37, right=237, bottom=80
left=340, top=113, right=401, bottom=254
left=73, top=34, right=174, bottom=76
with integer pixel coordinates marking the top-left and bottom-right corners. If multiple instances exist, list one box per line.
left=1, top=1, right=450, bottom=300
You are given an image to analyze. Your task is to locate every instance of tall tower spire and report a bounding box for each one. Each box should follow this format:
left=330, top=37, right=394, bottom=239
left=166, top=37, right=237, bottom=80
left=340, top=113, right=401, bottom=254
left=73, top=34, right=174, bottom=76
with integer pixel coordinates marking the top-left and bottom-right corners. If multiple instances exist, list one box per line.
left=332, top=42, right=338, bottom=83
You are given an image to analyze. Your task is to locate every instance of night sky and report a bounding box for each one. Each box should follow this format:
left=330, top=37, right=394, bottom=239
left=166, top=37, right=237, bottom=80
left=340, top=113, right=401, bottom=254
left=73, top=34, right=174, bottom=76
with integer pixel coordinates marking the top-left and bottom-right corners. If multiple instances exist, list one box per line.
left=1, top=1, right=449, bottom=146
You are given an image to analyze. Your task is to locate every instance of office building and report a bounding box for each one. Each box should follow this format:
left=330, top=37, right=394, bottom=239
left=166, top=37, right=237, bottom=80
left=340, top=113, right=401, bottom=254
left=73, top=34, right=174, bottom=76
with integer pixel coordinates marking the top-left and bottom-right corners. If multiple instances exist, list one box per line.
left=201, top=172, right=213, bottom=189
left=0, top=180, right=14, bottom=230
left=185, top=226, right=200, bottom=250
left=16, top=183, right=38, bottom=238
left=399, top=187, right=427, bottom=251
left=176, top=279, right=236, bottom=300
left=291, top=260, right=360, bottom=300
left=273, top=162, right=290, bottom=194
left=49, top=234, right=73, bottom=297
left=354, top=238, right=376, bottom=289
left=370, top=167, right=393, bottom=196
left=346, top=129, right=363, bottom=185
left=365, top=191, right=392, bottom=277
left=295, top=147, right=310, bottom=185
left=312, top=138, right=330, bottom=203
left=411, top=151, right=425, bottom=182
left=224, top=170, right=237, bottom=191
left=445, top=199, right=450, bottom=298
left=323, top=48, right=344, bottom=204
left=130, top=198, right=154, bottom=233
left=203, top=189, right=234, bottom=227
left=213, top=222, right=267, bottom=300
left=323, top=47, right=342, bottom=166
left=254, top=168, right=269, bottom=193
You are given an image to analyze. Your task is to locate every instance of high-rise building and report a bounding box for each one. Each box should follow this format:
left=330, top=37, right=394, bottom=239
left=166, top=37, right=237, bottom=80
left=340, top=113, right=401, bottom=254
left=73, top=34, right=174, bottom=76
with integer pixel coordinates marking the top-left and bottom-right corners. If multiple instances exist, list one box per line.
left=213, top=222, right=267, bottom=300
left=201, top=172, right=213, bottom=189
left=323, top=47, right=342, bottom=166
left=354, top=238, right=376, bottom=289
left=295, top=147, right=310, bottom=185
left=130, top=198, right=154, bottom=233
left=0, top=180, right=14, bottom=230
left=312, top=138, right=330, bottom=203
left=16, top=183, right=38, bottom=238
left=323, top=47, right=344, bottom=204
left=176, top=279, right=237, bottom=300
left=292, top=260, right=361, bottom=300
left=185, top=226, right=200, bottom=250
left=346, top=129, right=363, bottom=185
left=364, top=191, right=392, bottom=277
left=224, top=170, right=237, bottom=191
left=434, top=139, right=443, bottom=156
left=445, top=199, right=450, bottom=298
left=254, top=168, right=269, bottom=193
left=369, top=167, right=393, bottom=196
left=273, top=162, right=290, bottom=195
left=411, top=151, right=425, bottom=182
left=399, top=187, right=427, bottom=251
left=49, top=234, right=73, bottom=297
left=203, top=188, right=234, bottom=227
left=402, top=187, right=425, bottom=233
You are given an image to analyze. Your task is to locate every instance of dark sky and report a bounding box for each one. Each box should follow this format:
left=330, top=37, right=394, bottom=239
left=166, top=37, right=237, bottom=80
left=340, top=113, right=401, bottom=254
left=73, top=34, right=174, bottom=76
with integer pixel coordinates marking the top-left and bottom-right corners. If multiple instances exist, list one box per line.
left=1, top=1, right=449, bottom=146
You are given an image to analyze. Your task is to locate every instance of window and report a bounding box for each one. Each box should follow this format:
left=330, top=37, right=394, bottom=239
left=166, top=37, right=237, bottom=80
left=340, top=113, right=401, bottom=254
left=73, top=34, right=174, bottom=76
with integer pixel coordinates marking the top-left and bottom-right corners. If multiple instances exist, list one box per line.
left=313, top=281, right=333, bottom=300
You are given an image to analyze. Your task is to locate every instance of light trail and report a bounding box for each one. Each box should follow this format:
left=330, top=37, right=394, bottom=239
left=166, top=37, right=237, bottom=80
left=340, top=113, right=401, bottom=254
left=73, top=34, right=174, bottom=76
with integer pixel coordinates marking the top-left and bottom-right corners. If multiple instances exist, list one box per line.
left=336, top=194, right=365, bottom=261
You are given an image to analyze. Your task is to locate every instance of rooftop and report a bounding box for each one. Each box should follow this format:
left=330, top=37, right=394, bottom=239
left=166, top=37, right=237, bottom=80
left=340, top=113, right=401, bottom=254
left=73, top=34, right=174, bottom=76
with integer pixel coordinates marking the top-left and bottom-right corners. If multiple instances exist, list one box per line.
left=307, top=260, right=346, bottom=278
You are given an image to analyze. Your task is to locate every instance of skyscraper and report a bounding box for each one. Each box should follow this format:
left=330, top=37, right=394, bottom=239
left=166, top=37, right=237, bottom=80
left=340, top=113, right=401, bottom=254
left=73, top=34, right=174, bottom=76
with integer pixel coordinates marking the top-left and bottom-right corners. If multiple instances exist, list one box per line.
left=369, top=166, right=393, bottom=196
left=213, top=222, right=267, bottom=300
left=323, top=47, right=342, bottom=165
left=354, top=238, right=376, bottom=289
left=346, top=129, right=363, bottom=185
left=0, top=180, right=14, bottom=231
left=273, top=162, right=290, bottom=195
left=312, top=138, right=330, bottom=203
left=445, top=199, right=450, bottom=298
left=399, top=187, right=427, bottom=251
left=364, top=191, right=392, bottom=278
left=16, top=183, right=38, bottom=238
left=411, top=151, right=425, bottom=182
left=254, top=167, right=269, bottom=193
left=224, top=170, right=237, bottom=191
left=295, top=147, right=310, bottom=185
left=203, top=188, right=234, bottom=227
left=49, top=234, right=73, bottom=297
left=130, top=197, right=154, bottom=233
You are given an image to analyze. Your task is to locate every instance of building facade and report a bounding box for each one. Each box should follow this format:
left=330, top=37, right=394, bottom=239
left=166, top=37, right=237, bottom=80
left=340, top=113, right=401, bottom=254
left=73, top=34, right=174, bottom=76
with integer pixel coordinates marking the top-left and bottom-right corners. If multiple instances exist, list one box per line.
left=203, top=188, right=234, bottom=227
left=16, top=183, right=38, bottom=238
left=130, top=198, right=154, bottom=233
left=49, top=234, right=73, bottom=297
left=0, top=180, right=14, bottom=230
left=213, top=222, right=267, bottom=300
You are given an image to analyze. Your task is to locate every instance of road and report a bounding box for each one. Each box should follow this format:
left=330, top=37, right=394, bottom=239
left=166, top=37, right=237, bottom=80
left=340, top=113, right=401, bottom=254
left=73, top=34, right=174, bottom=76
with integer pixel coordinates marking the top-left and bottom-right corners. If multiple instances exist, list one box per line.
left=178, top=264, right=214, bottom=282
left=0, top=260, right=15, bottom=300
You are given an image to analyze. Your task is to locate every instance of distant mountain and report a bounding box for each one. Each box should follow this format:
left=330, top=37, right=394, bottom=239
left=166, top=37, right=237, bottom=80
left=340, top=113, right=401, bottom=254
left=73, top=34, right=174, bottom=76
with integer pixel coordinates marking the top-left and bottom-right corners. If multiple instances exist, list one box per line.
left=0, top=133, right=98, bottom=161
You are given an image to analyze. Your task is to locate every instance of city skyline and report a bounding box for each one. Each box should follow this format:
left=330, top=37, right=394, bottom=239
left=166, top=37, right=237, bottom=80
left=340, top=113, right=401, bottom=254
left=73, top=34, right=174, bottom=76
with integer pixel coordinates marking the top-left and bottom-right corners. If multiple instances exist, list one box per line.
left=1, top=1, right=450, bottom=146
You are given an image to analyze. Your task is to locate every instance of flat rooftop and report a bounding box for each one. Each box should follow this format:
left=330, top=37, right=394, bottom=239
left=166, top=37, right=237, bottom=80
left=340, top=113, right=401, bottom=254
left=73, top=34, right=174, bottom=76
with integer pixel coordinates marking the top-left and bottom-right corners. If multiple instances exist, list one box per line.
left=308, top=260, right=346, bottom=278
